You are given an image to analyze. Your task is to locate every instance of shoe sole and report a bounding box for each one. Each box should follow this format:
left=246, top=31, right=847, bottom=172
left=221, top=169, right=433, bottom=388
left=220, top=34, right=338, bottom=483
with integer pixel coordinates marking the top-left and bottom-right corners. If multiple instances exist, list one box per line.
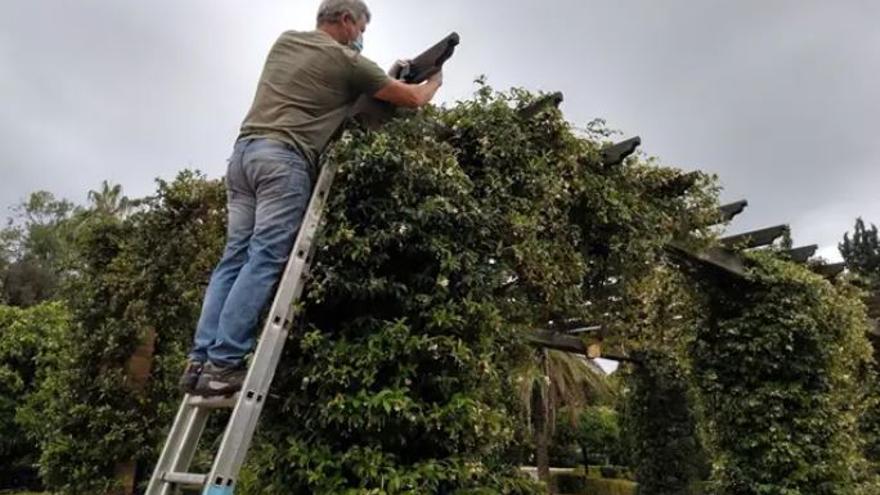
left=193, top=387, right=242, bottom=397
left=193, top=379, right=244, bottom=397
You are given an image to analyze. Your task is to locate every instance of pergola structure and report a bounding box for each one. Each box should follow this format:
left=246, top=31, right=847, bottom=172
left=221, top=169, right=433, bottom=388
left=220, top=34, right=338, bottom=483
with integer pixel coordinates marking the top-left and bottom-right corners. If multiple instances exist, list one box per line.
left=517, top=92, right=873, bottom=362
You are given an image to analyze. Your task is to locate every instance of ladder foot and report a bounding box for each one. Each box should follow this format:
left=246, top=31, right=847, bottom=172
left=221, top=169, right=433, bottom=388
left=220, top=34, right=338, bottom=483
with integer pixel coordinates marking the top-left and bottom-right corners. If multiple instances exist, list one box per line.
left=204, top=484, right=235, bottom=495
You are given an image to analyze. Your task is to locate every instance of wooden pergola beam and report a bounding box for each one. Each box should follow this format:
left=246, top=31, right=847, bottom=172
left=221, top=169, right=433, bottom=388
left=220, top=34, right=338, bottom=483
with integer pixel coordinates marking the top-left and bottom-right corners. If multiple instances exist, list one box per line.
left=716, top=200, right=748, bottom=224
left=666, top=242, right=747, bottom=278
left=785, top=244, right=818, bottom=263
left=566, top=325, right=603, bottom=334
left=546, top=319, right=602, bottom=334
left=527, top=329, right=588, bottom=354
left=517, top=91, right=564, bottom=120
left=720, top=224, right=789, bottom=249
left=601, top=136, right=641, bottom=167
left=526, top=330, right=638, bottom=363
left=813, top=262, right=845, bottom=279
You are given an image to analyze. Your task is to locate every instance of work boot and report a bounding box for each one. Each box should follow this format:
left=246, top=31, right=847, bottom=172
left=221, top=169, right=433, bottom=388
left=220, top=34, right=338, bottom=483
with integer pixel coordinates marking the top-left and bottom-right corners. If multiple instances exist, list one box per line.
left=178, top=359, right=204, bottom=394
left=193, top=361, right=247, bottom=397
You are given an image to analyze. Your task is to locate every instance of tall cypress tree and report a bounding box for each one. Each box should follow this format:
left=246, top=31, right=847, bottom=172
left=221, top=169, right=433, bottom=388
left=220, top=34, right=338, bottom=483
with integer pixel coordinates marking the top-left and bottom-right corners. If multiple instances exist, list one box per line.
left=840, top=219, right=880, bottom=477
left=840, top=218, right=880, bottom=288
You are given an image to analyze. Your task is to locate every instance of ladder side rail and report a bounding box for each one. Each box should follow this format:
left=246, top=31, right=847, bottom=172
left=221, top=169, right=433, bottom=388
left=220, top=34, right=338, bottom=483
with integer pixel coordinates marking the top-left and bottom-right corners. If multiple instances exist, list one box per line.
left=145, top=401, right=211, bottom=495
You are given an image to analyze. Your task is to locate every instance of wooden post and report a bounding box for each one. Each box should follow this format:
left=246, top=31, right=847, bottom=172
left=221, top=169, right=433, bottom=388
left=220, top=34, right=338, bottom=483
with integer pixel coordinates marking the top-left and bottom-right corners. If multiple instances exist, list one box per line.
left=111, top=327, right=157, bottom=495
left=126, top=327, right=157, bottom=393
left=112, top=462, right=138, bottom=495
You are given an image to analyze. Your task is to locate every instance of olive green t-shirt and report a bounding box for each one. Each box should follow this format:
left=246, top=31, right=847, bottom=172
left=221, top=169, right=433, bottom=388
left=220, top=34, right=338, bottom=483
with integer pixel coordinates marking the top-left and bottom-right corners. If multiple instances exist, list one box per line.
left=239, top=30, right=390, bottom=167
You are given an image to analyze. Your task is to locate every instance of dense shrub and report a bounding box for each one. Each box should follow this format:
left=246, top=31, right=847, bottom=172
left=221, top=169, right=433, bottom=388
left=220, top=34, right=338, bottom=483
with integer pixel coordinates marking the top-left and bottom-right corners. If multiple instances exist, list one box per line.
left=551, top=406, right=622, bottom=467
left=0, top=302, right=68, bottom=489
left=692, top=251, right=875, bottom=494
left=19, top=172, right=226, bottom=493
left=840, top=217, right=880, bottom=469
left=621, top=353, right=707, bottom=495
left=238, top=87, right=587, bottom=494
left=608, top=262, right=712, bottom=495
left=238, top=84, right=716, bottom=493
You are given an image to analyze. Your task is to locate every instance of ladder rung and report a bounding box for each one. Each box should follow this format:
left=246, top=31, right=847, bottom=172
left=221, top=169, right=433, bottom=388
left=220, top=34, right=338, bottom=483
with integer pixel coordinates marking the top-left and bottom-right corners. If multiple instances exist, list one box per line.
left=187, top=394, right=238, bottom=409
left=163, top=471, right=206, bottom=486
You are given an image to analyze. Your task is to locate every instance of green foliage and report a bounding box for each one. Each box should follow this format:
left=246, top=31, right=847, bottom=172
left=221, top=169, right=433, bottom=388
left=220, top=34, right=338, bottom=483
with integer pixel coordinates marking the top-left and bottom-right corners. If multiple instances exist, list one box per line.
left=610, top=263, right=711, bottom=495
left=19, top=172, right=226, bottom=493
left=841, top=218, right=880, bottom=288
left=692, top=251, right=875, bottom=495
left=87, top=180, right=137, bottom=217
left=240, top=87, right=575, bottom=494
left=0, top=302, right=68, bottom=489
left=0, top=261, right=58, bottom=309
left=235, top=84, right=716, bottom=494
left=523, top=350, right=615, bottom=470
left=575, top=406, right=621, bottom=466
left=523, top=352, right=612, bottom=413
left=551, top=405, right=622, bottom=468
left=0, top=183, right=136, bottom=308
left=862, top=379, right=880, bottom=474
left=570, top=143, right=717, bottom=326
left=0, top=191, right=80, bottom=306
left=839, top=219, right=880, bottom=469
left=621, top=353, right=707, bottom=495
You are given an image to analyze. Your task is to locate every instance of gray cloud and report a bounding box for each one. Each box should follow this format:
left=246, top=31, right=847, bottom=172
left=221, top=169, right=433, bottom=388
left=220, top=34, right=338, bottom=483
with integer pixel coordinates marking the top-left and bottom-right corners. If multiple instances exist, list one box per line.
left=2, top=0, right=878, bottom=259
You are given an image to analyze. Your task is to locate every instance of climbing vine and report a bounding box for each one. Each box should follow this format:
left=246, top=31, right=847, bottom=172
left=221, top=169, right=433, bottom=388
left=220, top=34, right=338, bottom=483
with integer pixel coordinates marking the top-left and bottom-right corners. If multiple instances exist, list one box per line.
left=8, top=83, right=720, bottom=494
left=239, top=84, right=717, bottom=494
left=692, top=251, right=875, bottom=494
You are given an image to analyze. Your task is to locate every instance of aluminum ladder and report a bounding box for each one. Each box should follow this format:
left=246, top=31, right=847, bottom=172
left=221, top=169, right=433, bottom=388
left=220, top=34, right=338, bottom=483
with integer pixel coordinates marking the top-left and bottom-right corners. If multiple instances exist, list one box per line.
left=145, top=159, right=339, bottom=495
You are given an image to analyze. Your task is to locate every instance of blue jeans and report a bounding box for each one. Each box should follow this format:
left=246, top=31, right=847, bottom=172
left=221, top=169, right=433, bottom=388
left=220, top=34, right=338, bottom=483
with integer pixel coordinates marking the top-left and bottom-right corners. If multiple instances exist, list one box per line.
left=190, top=138, right=312, bottom=366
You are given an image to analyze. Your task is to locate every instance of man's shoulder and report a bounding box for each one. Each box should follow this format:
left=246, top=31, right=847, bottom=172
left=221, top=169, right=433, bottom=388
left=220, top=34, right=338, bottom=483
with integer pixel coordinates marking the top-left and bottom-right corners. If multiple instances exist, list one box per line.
left=277, top=30, right=340, bottom=48
left=276, top=30, right=358, bottom=61
left=279, top=29, right=320, bottom=40
left=267, top=30, right=386, bottom=85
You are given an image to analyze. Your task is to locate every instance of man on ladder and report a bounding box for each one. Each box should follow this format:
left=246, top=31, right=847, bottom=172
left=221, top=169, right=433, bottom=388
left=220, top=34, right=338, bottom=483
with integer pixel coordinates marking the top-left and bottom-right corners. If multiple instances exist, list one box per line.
left=181, top=0, right=443, bottom=397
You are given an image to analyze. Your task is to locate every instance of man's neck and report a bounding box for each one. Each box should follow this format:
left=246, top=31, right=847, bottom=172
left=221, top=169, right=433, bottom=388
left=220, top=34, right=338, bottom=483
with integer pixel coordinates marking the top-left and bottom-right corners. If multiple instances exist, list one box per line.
left=318, top=24, right=346, bottom=45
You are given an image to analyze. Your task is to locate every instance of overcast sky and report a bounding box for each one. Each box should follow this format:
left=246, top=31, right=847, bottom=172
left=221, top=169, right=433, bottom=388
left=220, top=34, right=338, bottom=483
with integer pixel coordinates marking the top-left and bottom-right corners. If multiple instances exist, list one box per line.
left=2, top=1, right=878, bottom=261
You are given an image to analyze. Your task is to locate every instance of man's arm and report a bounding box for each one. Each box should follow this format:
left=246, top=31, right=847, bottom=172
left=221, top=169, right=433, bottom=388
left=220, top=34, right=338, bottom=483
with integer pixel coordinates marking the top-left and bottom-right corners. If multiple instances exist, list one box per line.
left=373, top=71, right=443, bottom=109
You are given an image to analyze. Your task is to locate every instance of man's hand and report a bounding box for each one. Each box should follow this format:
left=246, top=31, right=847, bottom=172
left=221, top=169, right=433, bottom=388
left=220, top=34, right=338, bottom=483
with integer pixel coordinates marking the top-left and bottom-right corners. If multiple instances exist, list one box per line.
left=374, top=66, right=443, bottom=109
left=374, top=73, right=443, bottom=108
left=387, top=59, right=412, bottom=79
left=428, top=69, right=443, bottom=87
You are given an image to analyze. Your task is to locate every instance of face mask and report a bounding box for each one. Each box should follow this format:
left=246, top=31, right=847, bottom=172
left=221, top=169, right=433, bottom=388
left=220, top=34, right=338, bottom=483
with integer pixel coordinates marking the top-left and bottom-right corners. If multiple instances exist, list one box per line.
left=349, top=32, right=364, bottom=53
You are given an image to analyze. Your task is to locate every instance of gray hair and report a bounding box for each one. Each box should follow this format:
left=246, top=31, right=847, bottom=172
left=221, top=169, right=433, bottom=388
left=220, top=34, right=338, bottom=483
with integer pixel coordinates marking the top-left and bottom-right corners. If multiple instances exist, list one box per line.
left=316, top=0, right=371, bottom=25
